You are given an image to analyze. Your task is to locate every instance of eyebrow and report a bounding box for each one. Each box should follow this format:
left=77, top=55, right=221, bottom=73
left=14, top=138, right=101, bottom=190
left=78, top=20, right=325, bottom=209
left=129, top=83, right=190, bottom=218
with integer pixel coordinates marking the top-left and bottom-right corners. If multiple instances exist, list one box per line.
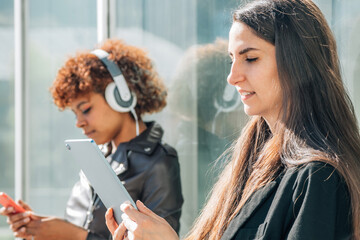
left=76, top=101, right=88, bottom=110
left=238, top=47, right=260, bottom=55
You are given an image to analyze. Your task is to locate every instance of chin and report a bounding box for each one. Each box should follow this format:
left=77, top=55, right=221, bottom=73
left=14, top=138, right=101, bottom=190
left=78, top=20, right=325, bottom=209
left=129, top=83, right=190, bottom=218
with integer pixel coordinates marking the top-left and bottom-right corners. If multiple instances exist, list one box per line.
left=91, top=138, right=106, bottom=145
left=243, top=106, right=256, bottom=117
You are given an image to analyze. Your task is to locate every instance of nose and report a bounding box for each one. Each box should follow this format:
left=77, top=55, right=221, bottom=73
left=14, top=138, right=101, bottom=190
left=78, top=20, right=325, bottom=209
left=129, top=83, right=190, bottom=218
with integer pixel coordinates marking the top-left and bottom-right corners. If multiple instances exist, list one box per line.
left=75, top=115, right=86, bottom=128
left=227, top=61, right=245, bottom=86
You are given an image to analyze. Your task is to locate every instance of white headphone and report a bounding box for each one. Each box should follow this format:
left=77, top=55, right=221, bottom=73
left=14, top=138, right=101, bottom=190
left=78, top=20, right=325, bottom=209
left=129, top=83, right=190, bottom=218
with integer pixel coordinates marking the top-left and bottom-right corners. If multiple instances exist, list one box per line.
left=91, top=49, right=139, bottom=135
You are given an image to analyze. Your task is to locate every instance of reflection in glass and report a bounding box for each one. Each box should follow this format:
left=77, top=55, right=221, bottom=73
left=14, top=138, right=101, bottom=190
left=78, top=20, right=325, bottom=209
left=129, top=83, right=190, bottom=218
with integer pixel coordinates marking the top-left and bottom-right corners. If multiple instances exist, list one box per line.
left=168, top=39, right=247, bottom=211
left=115, top=1, right=198, bottom=235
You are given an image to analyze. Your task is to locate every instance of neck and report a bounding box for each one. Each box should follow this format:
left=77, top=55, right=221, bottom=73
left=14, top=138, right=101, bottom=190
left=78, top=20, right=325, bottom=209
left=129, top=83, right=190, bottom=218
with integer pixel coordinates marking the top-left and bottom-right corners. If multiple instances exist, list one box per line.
left=112, top=118, right=146, bottom=149
left=263, top=110, right=283, bottom=134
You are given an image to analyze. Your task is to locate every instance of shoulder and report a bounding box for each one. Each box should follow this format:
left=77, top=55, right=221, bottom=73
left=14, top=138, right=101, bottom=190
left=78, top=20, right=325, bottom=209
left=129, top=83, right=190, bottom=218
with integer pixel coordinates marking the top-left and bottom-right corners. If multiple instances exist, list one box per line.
left=289, top=162, right=343, bottom=183
left=274, top=163, right=352, bottom=239
left=141, top=143, right=181, bottom=186
left=158, top=142, right=178, bottom=158
left=150, top=122, right=178, bottom=158
left=281, top=161, right=349, bottom=203
left=283, top=161, right=342, bottom=185
left=128, top=138, right=179, bottom=174
left=150, top=142, right=180, bottom=172
left=139, top=141, right=180, bottom=180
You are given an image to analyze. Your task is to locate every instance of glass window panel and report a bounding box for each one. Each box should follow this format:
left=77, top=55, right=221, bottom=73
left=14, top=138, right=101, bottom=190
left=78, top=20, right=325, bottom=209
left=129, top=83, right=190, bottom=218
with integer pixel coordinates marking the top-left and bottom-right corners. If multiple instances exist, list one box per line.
left=314, top=0, right=360, bottom=123
left=116, top=0, right=245, bottom=236
left=0, top=0, right=14, bottom=239
left=331, top=0, right=360, bottom=121
left=26, top=0, right=96, bottom=217
left=116, top=1, right=198, bottom=235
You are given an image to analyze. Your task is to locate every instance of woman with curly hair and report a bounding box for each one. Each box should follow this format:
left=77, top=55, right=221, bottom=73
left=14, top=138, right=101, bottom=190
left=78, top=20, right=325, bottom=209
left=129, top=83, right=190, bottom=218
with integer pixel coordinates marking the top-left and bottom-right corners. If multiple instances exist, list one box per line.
left=0, top=39, right=183, bottom=240
left=105, top=0, right=360, bottom=239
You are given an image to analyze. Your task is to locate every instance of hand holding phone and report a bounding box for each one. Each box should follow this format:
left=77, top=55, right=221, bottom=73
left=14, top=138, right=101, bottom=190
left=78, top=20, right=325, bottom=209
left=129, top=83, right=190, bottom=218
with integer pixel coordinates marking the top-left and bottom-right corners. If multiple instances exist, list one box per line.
left=0, top=192, right=26, bottom=213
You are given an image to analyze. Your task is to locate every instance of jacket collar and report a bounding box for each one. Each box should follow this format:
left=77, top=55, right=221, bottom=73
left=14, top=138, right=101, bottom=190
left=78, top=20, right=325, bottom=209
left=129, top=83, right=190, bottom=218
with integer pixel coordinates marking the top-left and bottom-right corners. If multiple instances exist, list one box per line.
left=127, top=121, right=163, bottom=155
left=220, top=179, right=279, bottom=240
left=109, top=121, right=163, bottom=175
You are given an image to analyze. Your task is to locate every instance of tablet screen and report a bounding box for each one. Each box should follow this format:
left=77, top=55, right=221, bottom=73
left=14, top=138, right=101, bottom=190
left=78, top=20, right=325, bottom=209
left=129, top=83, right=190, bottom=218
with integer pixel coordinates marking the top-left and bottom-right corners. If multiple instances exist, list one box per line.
left=65, top=139, right=136, bottom=223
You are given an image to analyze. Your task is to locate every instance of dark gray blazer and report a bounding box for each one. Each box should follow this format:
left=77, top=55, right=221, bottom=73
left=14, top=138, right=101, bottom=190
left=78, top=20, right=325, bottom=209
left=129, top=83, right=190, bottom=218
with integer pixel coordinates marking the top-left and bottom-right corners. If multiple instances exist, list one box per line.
left=221, top=162, right=352, bottom=240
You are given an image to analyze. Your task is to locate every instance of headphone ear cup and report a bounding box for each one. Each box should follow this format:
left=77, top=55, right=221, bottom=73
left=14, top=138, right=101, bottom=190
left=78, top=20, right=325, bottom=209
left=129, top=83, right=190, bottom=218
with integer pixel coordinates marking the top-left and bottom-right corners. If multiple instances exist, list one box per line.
left=105, top=82, right=137, bottom=112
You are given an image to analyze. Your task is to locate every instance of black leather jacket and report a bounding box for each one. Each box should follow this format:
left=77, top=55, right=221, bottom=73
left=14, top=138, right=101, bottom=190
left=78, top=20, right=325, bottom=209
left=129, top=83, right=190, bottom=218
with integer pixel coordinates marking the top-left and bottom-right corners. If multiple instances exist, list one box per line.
left=64, top=122, right=184, bottom=240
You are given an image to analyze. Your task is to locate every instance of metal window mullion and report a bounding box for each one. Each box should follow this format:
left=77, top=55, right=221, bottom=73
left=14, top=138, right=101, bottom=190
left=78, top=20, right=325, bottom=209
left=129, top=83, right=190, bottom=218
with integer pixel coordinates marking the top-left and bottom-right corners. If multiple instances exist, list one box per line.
left=109, top=0, right=116, bottom=39
left=97, top=0, right=116, bottom=43
left=14, top=0, right=27, bottom=204
left=97, top=0, right=109, bottom=43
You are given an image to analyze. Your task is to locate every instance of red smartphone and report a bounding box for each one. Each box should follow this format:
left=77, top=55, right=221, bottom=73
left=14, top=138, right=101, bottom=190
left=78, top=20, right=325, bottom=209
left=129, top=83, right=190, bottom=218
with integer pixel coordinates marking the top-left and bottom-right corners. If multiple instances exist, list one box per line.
left=0, top=192, right=26, bottom=213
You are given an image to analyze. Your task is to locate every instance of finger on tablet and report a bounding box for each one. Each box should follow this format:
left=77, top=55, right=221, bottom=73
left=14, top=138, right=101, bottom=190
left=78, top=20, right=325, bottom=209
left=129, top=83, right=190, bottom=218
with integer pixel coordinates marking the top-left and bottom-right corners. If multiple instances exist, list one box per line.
left=105, top=208, right=118, bottom=235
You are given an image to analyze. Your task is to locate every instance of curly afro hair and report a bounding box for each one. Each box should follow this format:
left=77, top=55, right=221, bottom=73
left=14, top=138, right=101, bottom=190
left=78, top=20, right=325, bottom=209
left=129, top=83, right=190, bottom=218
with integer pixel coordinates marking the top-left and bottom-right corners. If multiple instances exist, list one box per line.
left=50, top=39, right=167, bottom=117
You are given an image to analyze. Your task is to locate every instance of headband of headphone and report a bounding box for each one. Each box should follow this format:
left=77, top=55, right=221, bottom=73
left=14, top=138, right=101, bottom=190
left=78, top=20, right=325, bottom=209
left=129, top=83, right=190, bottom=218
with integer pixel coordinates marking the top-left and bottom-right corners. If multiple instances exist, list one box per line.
left=91, top=49, right=137, bottom=111
left=91, top=49, right=139, bottom=135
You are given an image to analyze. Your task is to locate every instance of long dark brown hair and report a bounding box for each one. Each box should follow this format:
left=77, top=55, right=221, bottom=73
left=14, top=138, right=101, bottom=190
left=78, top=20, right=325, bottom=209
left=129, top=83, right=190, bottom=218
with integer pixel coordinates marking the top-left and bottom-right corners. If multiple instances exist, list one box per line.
left=185, top=0, right=360, bottom=239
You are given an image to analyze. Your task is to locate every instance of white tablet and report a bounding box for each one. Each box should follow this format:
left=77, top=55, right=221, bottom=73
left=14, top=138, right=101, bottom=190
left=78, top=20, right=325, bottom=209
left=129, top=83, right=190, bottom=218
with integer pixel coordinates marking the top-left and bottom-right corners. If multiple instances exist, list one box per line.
left=64, top=139, right=136, bottom=223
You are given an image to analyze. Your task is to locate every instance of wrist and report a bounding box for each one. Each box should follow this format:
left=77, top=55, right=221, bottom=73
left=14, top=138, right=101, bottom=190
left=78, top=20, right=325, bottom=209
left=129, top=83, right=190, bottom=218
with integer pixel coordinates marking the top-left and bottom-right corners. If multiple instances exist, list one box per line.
left=76, top=228, right=88, bottom=240
left=54, top=218, right=88, bottom=240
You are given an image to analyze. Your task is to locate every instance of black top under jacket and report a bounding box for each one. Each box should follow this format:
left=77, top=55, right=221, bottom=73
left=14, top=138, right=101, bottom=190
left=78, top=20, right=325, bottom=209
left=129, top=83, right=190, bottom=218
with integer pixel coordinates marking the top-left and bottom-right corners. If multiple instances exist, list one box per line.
left=64, top=121, right=184, bottom=240
left=221, top=162, right=352, bottom=240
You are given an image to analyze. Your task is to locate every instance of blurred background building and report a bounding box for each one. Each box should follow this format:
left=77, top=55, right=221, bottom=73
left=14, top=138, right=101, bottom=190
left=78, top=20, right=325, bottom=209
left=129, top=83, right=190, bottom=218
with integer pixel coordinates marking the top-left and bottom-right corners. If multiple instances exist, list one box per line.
left=0, top=0, right=359, bottom=238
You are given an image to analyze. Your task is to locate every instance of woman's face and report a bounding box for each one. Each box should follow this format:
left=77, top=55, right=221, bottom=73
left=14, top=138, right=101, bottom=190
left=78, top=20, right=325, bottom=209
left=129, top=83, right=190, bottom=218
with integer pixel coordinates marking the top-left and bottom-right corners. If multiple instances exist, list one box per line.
left=227, top=22, right=282, bottom=129
left=69, top=92, right=128, bottom=145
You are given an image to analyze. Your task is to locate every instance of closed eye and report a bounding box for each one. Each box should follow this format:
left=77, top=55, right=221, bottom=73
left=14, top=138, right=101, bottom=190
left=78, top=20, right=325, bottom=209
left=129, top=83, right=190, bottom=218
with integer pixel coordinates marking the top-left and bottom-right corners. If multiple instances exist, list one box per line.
left=246, top=57, right=258, bottom=63
left=82, top=107, right=91, bottom=114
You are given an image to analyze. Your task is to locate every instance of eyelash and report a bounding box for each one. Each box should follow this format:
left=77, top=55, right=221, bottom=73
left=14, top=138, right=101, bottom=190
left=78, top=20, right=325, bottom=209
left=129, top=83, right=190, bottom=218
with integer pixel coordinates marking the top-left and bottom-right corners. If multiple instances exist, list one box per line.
left=246, top=57, right=258, bottom=62
left=229, top=57, right=258, bottom=65
left=82, top=107, right=91, bottom=114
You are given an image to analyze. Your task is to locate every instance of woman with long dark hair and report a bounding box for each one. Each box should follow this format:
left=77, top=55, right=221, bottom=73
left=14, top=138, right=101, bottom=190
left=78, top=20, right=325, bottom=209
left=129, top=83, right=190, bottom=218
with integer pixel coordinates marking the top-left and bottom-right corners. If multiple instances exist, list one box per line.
left=105, top=0, right=360, bottom=239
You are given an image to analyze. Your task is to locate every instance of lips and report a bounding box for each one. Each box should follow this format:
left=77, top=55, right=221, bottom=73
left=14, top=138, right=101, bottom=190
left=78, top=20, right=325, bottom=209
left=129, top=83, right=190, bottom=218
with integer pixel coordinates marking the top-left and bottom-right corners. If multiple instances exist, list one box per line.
left=240, top=91, right=255, bottom=96
left=236, top=86, right=254, bottom=94
left=84, top=130, right=95, bottom=137
left=236, top=88, right=255, bottom=101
